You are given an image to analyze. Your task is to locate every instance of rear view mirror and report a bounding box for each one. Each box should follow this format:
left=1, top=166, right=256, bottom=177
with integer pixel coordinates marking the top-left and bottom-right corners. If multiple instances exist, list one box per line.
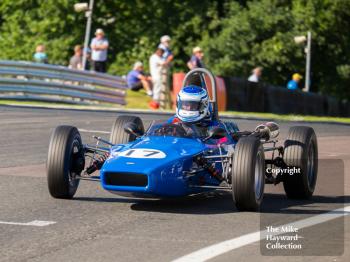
left=207, top=126, right=226, bottom=140
left=123, top=122, right=144, bottom=137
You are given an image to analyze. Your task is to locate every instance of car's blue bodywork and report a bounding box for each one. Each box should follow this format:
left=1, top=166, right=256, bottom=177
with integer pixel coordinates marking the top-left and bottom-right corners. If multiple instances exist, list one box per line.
left=100, top=121, right=239, bottom=197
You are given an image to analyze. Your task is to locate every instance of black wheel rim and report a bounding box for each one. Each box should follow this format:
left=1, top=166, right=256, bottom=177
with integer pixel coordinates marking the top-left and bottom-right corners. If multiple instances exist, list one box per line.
left=68, top=137, right=82, bottom=187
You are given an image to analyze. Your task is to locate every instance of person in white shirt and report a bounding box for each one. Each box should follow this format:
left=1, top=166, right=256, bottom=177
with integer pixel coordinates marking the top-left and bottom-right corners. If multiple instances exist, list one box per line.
left=248, top=67, right=262, bottom=83
left=90, top=28, right=109, bottom=73
left=149, top=48, right=165, bottom=108
left=157, top=35, right=173, bottom=108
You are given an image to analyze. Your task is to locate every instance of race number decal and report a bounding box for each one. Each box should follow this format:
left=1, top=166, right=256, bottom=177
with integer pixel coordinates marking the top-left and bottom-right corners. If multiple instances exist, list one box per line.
left=118, top=149, right=166, bottom=159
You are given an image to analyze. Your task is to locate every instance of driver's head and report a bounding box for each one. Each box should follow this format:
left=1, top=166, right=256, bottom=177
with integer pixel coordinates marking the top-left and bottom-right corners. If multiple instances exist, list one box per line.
left=176, top=85, right=211, bottom=123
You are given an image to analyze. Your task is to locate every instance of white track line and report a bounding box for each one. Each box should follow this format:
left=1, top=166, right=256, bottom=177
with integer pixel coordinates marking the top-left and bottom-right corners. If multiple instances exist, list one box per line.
left=0, top=220, right=56, bottom=227
left=173, top=205, right=350, bottom=262
left=78, top=128, right=110, bottom=134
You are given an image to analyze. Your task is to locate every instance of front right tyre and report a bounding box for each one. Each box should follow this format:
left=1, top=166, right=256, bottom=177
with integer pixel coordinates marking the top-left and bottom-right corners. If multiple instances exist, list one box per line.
left=47, top=126, right=85, bottom=199
left=232, top=137, right=265, bottom=211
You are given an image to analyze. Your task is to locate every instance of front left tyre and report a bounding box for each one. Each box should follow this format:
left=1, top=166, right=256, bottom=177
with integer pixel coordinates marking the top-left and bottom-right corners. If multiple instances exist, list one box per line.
left=283, top=126, right=318, bottom=199
left=47, top=126, right=85, bottom=199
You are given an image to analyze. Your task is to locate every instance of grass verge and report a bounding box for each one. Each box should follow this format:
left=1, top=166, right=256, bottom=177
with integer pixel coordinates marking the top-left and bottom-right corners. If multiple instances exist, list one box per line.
left=125, top=89, right=152, bottom=109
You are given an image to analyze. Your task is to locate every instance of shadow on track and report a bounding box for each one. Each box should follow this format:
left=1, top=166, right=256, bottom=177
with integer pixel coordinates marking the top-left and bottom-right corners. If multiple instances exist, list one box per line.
left=129, top=193, right=348, bottom=215
left=74, top=196, right=138, bottom=204
left=73, top=191, right=349, bottom=215
left=74, top=191, right=235, bottom=215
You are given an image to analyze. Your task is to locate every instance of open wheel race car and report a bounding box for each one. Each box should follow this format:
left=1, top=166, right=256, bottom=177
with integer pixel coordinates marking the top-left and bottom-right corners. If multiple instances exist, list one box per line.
left=47, top=68, right=318, bottom=211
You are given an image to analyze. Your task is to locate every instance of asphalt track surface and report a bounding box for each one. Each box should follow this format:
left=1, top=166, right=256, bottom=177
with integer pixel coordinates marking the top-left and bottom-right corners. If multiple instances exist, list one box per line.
left=0, top=105, right=349, bottom=262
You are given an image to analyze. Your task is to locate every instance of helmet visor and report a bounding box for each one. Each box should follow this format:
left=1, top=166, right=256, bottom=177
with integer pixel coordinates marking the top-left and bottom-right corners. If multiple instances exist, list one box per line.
left=179, top=101, right=201, bottom=111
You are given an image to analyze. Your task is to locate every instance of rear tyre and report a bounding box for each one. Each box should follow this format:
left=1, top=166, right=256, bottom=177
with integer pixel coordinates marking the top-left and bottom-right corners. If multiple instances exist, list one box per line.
left=110, top=115, right=144, bottom=144
left=47, top=126, right=85, bottom=199
left=232, top=137, right=265, bottom=211
left=283, top=126, right=318, bottom=199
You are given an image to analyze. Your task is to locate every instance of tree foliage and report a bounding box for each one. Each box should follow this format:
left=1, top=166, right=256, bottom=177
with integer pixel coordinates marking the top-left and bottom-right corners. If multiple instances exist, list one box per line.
left=201, top=0, right=350, bottom=99
left=0, top=0, right=85, bottom=64
left=0, top=0, right=349, bottom=99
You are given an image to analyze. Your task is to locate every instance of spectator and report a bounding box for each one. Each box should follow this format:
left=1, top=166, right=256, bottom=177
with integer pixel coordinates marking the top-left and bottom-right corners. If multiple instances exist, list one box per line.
left=149, top=48, right=165, bottom=109
left=33, top=44, right=48, bottom=64
left=158, top=35, right=174, bottom=64
left=90, top=28, right=109, bottom=73
left=69, top=45, right=83, bottom=70
left=157, top=35, right=174, bottom=109
left=287, top=73, right=302, bottom=90
left=126, top=61, right=153, bottom=96
left=187, top=46, right=205, bottom=70
left=248, top=67, right=262, bottom=83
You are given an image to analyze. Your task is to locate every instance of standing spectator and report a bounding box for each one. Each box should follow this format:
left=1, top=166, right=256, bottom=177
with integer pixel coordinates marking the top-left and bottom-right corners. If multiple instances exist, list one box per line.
left=126, top=61, right=153, bottom=96
left=69, top=45, right=83, bottom=70
left=149, top=48, right=165, bottom=109
left=157, top=35, right=174, bottom=109
left=248, top=67, right=262, bottom=83
left=187, top=46, right=204, bottom=70
left=33, top=44, right=48, bottom=64
left=90, top=28, right=109, bottom=73
left=158, top=35, right=174, bottom=64
left=287, top=73, right=302, bottom=90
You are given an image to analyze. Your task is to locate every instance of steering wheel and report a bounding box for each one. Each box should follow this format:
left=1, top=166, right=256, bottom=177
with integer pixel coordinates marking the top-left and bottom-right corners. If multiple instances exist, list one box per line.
left=154, top=123, right=188, bottom=137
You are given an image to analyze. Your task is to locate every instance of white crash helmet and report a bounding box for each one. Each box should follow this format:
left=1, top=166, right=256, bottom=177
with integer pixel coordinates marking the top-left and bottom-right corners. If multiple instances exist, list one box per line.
left=176, top=85, right=211, bottom=123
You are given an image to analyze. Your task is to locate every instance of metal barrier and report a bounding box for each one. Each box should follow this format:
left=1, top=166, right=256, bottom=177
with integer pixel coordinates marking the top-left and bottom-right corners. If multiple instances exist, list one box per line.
left=0, top=60, right=127, bottom=105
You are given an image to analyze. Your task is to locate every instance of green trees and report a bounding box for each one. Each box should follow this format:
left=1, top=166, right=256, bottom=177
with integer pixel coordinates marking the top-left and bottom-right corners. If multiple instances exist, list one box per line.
left=0, top=0, right=349, bottom=99
left=0, top=0, right=85, bottom=64
left=201, top=0, right=350, bottom=99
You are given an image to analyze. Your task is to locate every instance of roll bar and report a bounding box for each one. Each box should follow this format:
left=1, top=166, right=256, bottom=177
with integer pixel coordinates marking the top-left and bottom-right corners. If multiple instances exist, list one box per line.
left=182, top=68, right=219, bottom=121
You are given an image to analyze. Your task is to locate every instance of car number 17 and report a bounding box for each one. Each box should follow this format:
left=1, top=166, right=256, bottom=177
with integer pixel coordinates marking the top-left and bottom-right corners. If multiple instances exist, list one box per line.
left=118, top=148, right=167, bottom=159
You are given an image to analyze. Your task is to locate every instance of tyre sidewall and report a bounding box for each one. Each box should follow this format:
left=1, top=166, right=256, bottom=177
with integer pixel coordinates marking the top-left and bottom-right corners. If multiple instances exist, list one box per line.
left=283, top=127, right=318, bottom=198
left=232, top=137, right=265, bottom=211
left=47, top=126, right=82, bottom=198
left=110, top=115, right=144, bottom=145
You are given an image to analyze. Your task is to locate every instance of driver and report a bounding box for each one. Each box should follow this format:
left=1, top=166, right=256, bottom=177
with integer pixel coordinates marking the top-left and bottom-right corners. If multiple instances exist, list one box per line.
left=168, top=85, right=227, bottom=142
left=176, top=85, right=211, bottom=122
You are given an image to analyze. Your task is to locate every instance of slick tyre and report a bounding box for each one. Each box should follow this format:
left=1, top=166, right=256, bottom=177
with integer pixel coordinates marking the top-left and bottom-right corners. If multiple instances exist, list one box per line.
left=110, top=115, right=144, bottom=144
left=47, top=126, right=84, bottom=199
left=283, top=126, right=318, bottom=199
left=232, top=137, right=265, bottom=211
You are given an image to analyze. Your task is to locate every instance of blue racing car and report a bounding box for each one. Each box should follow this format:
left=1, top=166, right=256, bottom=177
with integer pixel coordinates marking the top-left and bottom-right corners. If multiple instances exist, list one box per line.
left=47, top=68, right=318, bottom=211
